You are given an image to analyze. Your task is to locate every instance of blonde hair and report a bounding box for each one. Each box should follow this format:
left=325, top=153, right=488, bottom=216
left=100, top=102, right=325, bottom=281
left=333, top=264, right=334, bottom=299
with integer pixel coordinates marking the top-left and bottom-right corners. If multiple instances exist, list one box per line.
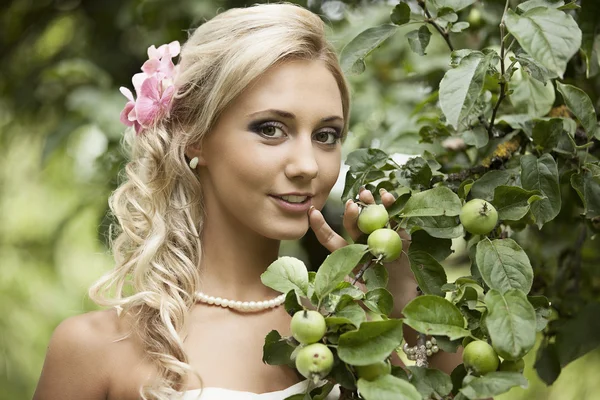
left=89, top=3, right=350, bottom=399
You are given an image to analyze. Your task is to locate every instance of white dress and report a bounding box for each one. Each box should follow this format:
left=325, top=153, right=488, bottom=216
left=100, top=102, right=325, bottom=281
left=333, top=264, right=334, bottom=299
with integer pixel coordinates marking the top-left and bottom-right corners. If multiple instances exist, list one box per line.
left=179, top=379, right=341, bottom=399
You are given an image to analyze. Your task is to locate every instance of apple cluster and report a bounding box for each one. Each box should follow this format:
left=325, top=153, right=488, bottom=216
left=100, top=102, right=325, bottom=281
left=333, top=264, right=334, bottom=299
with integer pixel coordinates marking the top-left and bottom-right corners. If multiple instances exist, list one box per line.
left=290, top=310, right=334, bottom=382
left=357, top=204, right=403, bottom=261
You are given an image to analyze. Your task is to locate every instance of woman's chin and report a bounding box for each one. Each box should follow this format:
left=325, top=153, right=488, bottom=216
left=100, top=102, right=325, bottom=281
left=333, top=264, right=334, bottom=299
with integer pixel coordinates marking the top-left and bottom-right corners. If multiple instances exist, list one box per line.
left=265, top=223, right=310, bottom=241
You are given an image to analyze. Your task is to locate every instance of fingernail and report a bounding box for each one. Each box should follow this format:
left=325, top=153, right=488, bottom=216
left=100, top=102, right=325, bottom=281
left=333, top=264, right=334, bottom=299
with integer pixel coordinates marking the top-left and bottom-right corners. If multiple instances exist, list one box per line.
left=379, top=188, right=387, bottom=195
left=308, top=205, right=315, bottom=215
left=345, top=199, right=353, bottom=208
left=359, top=186, right=366, bottom=193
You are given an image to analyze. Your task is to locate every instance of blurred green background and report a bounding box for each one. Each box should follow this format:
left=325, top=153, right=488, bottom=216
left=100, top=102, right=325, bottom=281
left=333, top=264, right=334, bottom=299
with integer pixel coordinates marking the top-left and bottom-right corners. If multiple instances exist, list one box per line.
left=1, top=0, right=599, bottom=399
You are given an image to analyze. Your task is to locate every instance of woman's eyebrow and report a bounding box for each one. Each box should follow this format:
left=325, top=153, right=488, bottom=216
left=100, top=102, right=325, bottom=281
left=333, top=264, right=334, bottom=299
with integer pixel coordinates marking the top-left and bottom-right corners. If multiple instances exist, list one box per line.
left=246, top=109, right=344, bottom=124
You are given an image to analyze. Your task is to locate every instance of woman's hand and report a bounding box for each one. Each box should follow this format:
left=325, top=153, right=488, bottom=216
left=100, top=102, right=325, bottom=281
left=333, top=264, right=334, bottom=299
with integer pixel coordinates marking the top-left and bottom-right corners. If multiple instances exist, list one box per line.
left=308, top=187, right=398, bottom=251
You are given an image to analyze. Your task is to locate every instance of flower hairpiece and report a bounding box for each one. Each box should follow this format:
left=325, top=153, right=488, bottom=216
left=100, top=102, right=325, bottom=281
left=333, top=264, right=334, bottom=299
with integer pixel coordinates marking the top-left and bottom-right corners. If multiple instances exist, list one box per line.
left=119, top=41, right=181, bottom=135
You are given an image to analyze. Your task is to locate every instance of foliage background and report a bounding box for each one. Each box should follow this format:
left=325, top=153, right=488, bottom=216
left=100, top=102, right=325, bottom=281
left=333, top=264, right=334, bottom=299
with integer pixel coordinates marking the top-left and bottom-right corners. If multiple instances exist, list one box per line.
left=1, top=0, right=598, bottom=399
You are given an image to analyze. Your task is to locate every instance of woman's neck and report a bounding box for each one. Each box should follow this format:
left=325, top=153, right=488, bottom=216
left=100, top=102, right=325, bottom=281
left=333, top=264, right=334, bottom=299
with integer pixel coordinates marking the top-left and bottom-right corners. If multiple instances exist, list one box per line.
left=198, top=212, right=283, bottom=302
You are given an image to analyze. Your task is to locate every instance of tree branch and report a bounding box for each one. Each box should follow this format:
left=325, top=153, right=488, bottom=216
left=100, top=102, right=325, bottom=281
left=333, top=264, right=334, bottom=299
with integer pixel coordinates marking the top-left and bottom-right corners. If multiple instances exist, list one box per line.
left=419, top=0, right=455, bottom=52
left=352, top=259, right=376, bottom=285
left=488, top=0, right=512, bottom=138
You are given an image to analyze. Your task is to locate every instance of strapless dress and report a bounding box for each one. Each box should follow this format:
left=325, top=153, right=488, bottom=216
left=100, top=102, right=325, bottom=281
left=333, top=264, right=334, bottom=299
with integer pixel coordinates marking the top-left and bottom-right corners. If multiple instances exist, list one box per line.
left=179, top=379, right=340, bottom=399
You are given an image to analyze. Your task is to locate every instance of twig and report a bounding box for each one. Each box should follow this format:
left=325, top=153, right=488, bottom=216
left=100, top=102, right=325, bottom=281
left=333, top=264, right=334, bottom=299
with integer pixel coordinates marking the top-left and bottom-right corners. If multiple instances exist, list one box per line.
left=418, top=0, right=455, bottom=52
left=352, top=259, right=376, bottom=285
left=446, top=165, right=489, bottom=182
left=488, top=0, right=512, bottom=138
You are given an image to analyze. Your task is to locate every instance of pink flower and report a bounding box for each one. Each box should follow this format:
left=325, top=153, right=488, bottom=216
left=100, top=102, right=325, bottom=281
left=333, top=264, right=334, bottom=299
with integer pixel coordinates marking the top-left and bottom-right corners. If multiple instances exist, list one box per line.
left=135, top=75, right=175, bottom=128
left=119, top=40, right=180, bottom=135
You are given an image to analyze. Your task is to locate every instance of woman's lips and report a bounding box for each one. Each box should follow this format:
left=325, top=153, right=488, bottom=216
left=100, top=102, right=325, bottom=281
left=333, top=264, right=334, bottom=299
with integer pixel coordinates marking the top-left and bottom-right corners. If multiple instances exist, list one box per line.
left=269, top=195, right=313, bottom=213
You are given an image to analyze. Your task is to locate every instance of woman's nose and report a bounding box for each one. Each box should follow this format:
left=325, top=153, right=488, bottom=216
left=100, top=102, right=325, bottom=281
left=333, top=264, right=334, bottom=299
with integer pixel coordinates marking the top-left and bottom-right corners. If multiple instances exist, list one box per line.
left=284, top=135, right=318, bottom=181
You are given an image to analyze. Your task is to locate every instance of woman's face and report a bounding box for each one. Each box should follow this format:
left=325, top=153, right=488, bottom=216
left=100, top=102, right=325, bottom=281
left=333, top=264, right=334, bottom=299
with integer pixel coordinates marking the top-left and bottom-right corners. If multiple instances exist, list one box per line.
left=195, top=59, right=344, bottom=240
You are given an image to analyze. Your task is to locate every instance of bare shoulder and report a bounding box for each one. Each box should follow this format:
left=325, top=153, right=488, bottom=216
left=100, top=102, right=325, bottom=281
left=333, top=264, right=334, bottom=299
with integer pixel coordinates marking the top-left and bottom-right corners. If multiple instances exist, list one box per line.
left=33, top=309, right=127, bottom=400
left=50, top=308, right=127, bottom=353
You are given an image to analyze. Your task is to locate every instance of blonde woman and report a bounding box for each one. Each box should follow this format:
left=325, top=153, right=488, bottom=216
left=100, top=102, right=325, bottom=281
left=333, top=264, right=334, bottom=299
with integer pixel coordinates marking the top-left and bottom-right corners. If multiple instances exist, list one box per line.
left=33, top=3, right=460, bottom=399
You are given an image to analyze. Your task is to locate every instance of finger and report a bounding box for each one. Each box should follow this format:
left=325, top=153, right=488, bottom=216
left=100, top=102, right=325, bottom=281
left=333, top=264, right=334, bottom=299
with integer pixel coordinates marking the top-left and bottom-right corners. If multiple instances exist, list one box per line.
left=343, top=199, right=362, bottom=242
left=308, top=206, right=348, bottom=252
left=378, top=188, right=396, bottom=208
left=358, top=188, right=376, bottom=204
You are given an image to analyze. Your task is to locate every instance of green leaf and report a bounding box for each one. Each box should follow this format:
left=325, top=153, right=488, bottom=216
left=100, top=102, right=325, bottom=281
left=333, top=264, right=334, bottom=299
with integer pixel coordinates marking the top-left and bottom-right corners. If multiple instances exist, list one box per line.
left=330, top=350, right=357, bottom=390
left=342, top=148, right=390, bottom=201
left=470, top=170, right=512, bottom=201
left=406, top=215, right=464, bottom=239
left=343, top=169, right=385, bottom=203
left=491, top=185, right=542, bottom=221
left=476, top=238, right=534, bottom=294
left=400, top=186, right=462, bottom=217
left=391, top=2, right=411, bottom=26
left=458, top=179, right=474, bottom=200
left=261, top=257, right=309, bottom=296
left=284, top=290, right=303, bottom=316
left=570, top=165, right=600, bottom=218
left=387, top=192, right=412, bottom=217
left=408, top=250, right=448, bottom=297
left=395, top=156, right=433, bottom=190
left=408, top=230, right=453, bottom=261
left=335, top=302, right=367, bottom=328
left=340, top=25, right=398, bottom=75
left=314, top=244, right=368, bottom=300
left=330, top=281, right=365, bottom=300
left=504, top=8, right=582, bottom=78
left=459, top=372, right=528, bottom=398
left=434, top=335, right=462, bottom=353
left=262, top=330, right=295, bottom=366
left=558, top=1, right=581, bottom=10
left=440, top=50, right=499, bottom=129
left=555, top=302, right=600, bottom=366
left=364, top=288, right=394, bottom=316
left=556, top=82, right=598, bottom=138
left=534, top=342, right=561, bottom=385
left=513, top=50, right=555, bottom=83
left=520, top=154, right=561, bottom=228
left=485, top=289, right=537, bottom=360
left=462, top=126, right=489, bottom=148
left=363, top=263, right=389, bottom=291
left=450, top=22, right=470, bottom=33
left=429, top=0, right=476, bottom=12
left=517, top=0, right=565, bottom=12
left=337, top=320, right=404, bottom=365
left=403, top=295, right=469, bottom=340
left=357, top=374, right=421, bottom=400
left=580, top=0, right=600, bottom=77
left=531, top=118, right=564, bottom=152
left=497, top=114, right=535, bottom=135
left=407, top=366, right=453, bottom=398
left=509, top=67, right=555, bottom=118
left=436, top=7, right=458, bottom=23
left=344, top=148, right=390, bottom=170
left=406, top=25, right=432, bottom=56
left=450, top=364, right=468, bottom=395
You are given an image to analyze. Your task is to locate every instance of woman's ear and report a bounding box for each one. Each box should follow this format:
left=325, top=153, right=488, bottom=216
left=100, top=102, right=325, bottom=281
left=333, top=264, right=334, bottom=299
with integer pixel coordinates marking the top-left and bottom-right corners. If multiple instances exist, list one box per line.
left=185, top=142, right=207, bottom=167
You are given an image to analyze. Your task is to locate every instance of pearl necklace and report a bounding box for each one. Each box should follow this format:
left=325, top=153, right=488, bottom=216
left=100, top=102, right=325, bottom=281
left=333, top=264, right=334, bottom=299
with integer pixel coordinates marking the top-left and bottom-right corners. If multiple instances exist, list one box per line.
left=194, top=291, right=286, bottom=312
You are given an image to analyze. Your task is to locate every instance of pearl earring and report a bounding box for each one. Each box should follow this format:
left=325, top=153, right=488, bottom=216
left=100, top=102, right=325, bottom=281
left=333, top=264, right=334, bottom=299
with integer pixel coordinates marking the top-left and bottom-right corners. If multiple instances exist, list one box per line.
left=189, top=157, right=199, bottom=169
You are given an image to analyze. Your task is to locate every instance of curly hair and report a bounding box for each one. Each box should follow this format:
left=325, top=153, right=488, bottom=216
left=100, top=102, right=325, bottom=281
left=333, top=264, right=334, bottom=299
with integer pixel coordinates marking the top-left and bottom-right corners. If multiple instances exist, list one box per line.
left=89, top=3, right=350, bottom=399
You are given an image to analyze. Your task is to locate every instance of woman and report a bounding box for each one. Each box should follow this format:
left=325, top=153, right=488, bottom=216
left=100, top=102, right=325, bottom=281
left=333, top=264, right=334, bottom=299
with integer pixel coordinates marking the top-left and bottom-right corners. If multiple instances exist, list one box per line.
left=33, top=3, right=459, bottom=399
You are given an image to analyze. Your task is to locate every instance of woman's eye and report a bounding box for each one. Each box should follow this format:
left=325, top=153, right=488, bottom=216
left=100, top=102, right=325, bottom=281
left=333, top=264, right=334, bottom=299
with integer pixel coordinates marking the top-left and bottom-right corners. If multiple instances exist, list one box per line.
left=261, top=125, right=284, bottom=138
left=314, top=131, right=341, bottom=145
left=251, top=121, right=286, bottom=139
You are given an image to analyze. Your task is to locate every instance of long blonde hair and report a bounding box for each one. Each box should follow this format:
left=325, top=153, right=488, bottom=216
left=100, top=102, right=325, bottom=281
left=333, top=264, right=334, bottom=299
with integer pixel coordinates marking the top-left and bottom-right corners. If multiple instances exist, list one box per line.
left=89, top=3, right=350, bottom=399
